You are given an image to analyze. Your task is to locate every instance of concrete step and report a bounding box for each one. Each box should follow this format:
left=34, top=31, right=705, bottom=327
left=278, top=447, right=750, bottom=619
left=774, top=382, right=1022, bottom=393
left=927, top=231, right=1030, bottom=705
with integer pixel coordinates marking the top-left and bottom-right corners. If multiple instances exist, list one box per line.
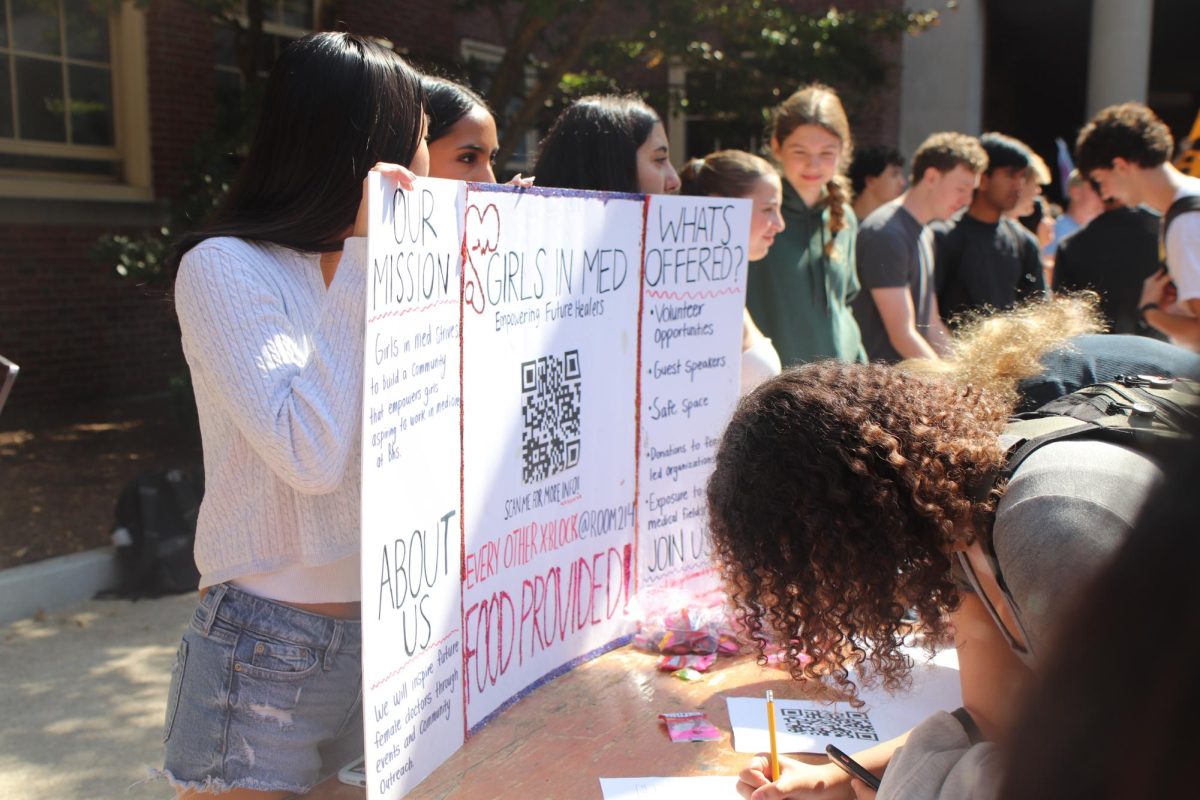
left=0, top=547, right=120, bottom=624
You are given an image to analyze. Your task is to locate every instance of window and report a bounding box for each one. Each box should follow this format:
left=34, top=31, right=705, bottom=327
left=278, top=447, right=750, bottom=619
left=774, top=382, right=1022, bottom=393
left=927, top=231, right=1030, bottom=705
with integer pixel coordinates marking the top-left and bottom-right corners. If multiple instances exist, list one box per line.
left=213, top=1, right=318, bottom=138
left=461, top=39, right=538, bottom=172
left=0, top=0, right=150, bottom=200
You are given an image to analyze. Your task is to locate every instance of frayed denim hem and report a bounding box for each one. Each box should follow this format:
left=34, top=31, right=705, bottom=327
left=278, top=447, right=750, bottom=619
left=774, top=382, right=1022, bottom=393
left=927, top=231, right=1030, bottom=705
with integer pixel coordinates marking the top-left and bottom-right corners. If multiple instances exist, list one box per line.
left=143, top=767, right=312, bottom=796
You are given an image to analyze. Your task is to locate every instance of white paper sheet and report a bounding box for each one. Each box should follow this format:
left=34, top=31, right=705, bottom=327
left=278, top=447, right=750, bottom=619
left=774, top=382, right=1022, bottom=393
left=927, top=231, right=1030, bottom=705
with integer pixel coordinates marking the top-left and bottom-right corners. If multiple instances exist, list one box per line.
left=599, top=777, right=741, bottom=799
left=727, top=648, right=962, bottom=755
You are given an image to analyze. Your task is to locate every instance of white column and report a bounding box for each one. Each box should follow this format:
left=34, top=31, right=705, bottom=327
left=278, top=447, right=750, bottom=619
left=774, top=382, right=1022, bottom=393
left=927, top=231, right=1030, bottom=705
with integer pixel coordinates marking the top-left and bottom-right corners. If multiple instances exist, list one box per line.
left=1086, top=0, right=1154, bottom=116
left=898, top=0, right=985, bottom=158
left=667, top=60, right=688, bottom=167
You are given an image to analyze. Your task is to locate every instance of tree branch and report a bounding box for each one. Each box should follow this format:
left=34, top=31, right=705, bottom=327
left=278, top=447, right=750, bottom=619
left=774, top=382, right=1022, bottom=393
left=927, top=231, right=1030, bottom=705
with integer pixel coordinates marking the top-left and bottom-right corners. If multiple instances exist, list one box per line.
left=484, top=1, right=556, bottom=117
left=496, top=0, right=608, bottom=168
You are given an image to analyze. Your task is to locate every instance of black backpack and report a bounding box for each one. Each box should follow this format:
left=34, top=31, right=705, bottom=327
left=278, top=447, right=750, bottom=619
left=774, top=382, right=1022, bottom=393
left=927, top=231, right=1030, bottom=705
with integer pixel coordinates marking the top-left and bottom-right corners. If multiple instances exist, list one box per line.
left=973, top=374, right=1198, bottom=543
left=965, top=375, right=1198, bottom=653
left=106, top=468, right=204, bottom=598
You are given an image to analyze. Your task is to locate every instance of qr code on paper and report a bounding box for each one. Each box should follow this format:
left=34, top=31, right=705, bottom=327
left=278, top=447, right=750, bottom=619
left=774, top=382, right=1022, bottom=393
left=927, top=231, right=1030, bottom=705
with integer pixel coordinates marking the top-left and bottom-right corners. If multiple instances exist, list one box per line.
left=520, top=350, right=582, bottom=484
left=780, top=709, right=879, bottom=741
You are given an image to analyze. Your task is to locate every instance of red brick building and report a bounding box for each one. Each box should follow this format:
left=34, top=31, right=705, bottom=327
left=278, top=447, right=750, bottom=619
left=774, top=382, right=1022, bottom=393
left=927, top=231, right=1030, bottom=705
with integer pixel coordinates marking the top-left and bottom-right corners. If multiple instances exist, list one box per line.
left=0, top=0, right=902, bottom=414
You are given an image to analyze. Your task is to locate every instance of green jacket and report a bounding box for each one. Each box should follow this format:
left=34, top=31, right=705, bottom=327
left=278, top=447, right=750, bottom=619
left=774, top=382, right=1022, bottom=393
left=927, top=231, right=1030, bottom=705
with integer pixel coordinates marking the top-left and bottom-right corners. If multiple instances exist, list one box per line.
left=746, top=180, right=866, bottom=365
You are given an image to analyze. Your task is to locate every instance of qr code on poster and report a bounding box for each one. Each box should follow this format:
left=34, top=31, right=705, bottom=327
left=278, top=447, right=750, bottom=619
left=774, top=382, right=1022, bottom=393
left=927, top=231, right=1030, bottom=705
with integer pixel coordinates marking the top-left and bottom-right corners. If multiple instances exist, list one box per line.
left=520, top=350, right=582, bottom=484
left=780, top=709, right=879, bottom=741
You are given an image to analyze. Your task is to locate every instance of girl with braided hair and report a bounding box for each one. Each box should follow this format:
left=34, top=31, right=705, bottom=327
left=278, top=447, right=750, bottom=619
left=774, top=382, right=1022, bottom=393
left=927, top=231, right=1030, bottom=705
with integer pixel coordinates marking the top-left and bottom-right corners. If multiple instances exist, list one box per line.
left=747, top=84, right=866, bottom=366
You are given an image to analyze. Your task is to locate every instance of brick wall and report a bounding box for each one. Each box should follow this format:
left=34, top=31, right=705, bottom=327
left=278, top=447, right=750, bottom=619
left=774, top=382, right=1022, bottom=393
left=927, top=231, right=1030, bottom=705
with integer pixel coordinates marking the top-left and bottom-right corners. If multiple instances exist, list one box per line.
left=0, top=0, right=907, bottom=413
left=145, top=0, right=218, bottom=200
left=340, top=1, right=458, bottom=62
left=0, top=225, right=183, bottom=412
left=0, top=0, right=215, bottom=413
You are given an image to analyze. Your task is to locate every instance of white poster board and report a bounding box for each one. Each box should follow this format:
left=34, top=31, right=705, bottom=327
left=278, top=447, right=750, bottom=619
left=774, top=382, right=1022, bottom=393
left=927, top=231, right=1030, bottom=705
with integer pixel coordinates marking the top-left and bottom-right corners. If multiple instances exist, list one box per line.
left=361, top=175, right=465, bottom=798
left=637, top=196, right=749, bottom=609
left=459, top=185, right=643, bottom=729
left=360, top=184, right=752, bottom=796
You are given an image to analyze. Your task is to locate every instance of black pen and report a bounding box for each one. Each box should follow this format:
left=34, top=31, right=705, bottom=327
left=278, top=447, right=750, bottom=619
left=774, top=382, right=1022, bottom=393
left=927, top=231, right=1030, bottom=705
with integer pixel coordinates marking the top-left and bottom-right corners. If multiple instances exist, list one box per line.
left=826, top=744, right=882, bottom=791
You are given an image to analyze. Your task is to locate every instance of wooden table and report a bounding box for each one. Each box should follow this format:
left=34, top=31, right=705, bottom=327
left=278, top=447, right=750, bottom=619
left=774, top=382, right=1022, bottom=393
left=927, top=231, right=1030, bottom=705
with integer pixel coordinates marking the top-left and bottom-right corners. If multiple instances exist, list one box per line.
left=309, top=646, right=823, bottom=799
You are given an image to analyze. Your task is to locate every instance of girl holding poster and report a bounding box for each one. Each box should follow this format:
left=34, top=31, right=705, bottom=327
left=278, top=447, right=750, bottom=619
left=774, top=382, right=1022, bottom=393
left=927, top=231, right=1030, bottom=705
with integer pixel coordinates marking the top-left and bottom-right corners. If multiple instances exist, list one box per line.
left=424, top=76, right=502, bottom=183
left=424, top=75, right=536, bottom=187
left=533, top=94, right=681, bottom=195
left=160, top=33, right=426, bottom=798
left=747, top=84, right=866, bottom=366
left=679, top=150, right=786, bottom=394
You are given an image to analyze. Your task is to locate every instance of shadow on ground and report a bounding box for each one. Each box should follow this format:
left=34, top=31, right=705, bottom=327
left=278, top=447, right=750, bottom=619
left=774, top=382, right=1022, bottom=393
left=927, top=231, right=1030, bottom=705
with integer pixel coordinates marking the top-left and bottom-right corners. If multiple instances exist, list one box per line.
left=0, top=395, right=201, bottom=570
left=0, top=593, right=194, bottom=800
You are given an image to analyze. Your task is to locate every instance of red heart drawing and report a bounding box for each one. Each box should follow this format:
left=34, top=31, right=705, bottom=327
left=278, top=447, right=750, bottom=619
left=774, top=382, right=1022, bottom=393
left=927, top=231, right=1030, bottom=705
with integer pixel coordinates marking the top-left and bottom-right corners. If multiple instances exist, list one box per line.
left=463, top=203, right=501, bottom=315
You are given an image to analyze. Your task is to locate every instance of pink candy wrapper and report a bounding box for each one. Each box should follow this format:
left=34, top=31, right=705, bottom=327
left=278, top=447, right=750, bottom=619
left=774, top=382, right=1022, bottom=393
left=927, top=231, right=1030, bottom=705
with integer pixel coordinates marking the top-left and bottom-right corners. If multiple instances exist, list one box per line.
left=658, top=653, right=717, bottom=672
left=658, top=711, right=723, bottom=742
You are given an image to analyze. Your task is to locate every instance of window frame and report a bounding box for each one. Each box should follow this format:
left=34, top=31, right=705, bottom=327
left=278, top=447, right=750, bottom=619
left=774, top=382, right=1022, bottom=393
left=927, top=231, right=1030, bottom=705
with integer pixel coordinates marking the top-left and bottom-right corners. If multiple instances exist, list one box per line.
left=0, top=0, right=151, bottom=201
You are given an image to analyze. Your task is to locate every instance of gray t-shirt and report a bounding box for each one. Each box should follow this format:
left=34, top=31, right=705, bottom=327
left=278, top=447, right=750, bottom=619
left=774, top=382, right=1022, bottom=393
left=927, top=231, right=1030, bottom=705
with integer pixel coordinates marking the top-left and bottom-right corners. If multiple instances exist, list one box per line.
left=852, top=200, right=935, bottom=362
left=880, top=437, right=1162, bottom=800
left=983, top=438, right=1162, bottom=664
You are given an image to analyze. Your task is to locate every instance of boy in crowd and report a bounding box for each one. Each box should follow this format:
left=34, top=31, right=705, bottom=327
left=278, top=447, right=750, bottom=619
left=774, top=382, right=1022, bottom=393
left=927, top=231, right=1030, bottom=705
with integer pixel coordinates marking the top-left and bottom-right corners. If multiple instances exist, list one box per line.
left=850, top=144, right=907, bottom=223
left=852, top=133, right=987, bottom=361
left=1076, top=102, right=1200, bottom=350
left=1048, top=169, right=1104, bottom=256
left=1053, top=195, right=1161, bottom=336
left=933, top=133, right=1047, bottom=324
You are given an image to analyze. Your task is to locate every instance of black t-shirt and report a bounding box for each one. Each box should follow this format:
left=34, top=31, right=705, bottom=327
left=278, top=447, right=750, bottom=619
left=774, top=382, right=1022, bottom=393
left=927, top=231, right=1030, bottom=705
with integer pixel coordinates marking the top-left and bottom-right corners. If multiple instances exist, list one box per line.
left=1053, top=207, right=1162, bottom=336
left=933, top=213, right=1046, bottom=324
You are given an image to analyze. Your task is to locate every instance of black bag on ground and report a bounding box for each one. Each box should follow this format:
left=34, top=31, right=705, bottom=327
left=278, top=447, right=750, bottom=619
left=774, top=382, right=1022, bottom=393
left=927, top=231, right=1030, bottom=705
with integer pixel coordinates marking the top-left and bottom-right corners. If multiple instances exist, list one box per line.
left=106, top=468, right=203, bottom=598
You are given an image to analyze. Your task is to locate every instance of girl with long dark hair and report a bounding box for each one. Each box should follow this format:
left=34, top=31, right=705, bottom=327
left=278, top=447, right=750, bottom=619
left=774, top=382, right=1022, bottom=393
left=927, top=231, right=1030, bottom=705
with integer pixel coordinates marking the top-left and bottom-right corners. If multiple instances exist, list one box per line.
left=159, top=33, right=426, bottom=798
left=423, top=76, right=500, bottom=183
left=533, top=94, right=680, bottom=195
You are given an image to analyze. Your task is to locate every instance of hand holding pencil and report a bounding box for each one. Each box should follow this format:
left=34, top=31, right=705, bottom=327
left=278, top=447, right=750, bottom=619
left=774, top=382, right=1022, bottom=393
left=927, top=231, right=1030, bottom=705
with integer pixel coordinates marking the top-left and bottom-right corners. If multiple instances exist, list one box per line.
left=733, top=693, right=852, bottom=799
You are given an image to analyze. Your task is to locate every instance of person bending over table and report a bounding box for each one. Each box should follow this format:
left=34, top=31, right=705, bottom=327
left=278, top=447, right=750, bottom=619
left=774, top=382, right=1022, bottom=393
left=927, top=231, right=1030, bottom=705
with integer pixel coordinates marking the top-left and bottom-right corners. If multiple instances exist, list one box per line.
left=706, top=361, right=1165, bottom=800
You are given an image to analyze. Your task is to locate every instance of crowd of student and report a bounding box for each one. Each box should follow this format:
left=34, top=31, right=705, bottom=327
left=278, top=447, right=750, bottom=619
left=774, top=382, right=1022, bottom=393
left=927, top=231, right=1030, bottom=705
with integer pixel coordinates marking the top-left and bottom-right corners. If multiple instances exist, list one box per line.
left=156, top=31, right=1197, bottom=800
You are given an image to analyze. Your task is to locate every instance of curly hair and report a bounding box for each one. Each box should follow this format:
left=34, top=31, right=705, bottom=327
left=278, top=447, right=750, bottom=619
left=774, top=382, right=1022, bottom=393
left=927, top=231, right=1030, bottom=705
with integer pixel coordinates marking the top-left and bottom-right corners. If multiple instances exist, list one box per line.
left=902, top=293, right=1106, bottom=408
left=706, top=362, right=1011, bottom=699
left=1075, top=102, right=1174, bottom=174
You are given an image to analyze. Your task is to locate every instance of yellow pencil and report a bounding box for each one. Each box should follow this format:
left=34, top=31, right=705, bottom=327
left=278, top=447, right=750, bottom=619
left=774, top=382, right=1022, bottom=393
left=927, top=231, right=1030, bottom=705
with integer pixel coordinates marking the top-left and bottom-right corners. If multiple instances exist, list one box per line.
left=766, top=690, right=780, bottom=782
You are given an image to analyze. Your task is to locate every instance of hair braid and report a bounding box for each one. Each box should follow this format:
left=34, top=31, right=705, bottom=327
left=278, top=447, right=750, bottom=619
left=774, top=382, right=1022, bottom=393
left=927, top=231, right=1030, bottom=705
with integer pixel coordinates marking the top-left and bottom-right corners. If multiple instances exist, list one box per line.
left=824, top=175, right=849, bottom=255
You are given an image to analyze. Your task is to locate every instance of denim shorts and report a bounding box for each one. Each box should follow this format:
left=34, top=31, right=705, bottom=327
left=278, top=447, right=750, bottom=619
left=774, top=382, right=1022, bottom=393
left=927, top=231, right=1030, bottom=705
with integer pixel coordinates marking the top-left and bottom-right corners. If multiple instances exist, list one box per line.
left=156, top=583, right=363, bottom=795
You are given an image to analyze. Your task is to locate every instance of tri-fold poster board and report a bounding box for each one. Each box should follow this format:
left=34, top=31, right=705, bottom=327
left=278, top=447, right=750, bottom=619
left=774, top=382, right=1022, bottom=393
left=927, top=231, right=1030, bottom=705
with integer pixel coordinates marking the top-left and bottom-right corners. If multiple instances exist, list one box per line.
left=359, top=175, right=751, bottom=798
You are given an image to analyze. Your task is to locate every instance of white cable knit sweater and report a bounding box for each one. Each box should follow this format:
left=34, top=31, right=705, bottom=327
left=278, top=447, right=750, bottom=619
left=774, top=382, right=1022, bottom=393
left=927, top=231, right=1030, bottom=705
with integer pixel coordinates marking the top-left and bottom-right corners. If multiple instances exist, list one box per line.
left=174, top=236, right=367, bottom=590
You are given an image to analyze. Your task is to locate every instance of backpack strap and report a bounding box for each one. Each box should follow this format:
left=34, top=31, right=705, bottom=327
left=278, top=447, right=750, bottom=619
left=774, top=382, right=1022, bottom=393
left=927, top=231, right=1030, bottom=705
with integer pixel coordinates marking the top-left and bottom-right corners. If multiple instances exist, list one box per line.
left=1001, top=419, right=1136, bottom=481
left=1163, top=194, right=1200, bottom=241
left=968, top=419, right=1139, bottom=545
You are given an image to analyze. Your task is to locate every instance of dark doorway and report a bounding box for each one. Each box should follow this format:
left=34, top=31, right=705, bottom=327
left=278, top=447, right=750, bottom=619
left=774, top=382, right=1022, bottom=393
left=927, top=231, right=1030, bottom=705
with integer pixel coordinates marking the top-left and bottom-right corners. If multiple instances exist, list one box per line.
left=1148, top=0, right=1200, bottom=150
left=983, top=0, right=1093, bottom=202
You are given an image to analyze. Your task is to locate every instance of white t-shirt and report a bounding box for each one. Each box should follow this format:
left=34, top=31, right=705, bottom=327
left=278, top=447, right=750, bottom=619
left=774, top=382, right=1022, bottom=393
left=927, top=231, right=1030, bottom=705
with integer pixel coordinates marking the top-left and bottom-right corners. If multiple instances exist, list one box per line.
left=1165, top=180, right=1200, bottom=309
left=740, top=336, right=782, bottom=395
